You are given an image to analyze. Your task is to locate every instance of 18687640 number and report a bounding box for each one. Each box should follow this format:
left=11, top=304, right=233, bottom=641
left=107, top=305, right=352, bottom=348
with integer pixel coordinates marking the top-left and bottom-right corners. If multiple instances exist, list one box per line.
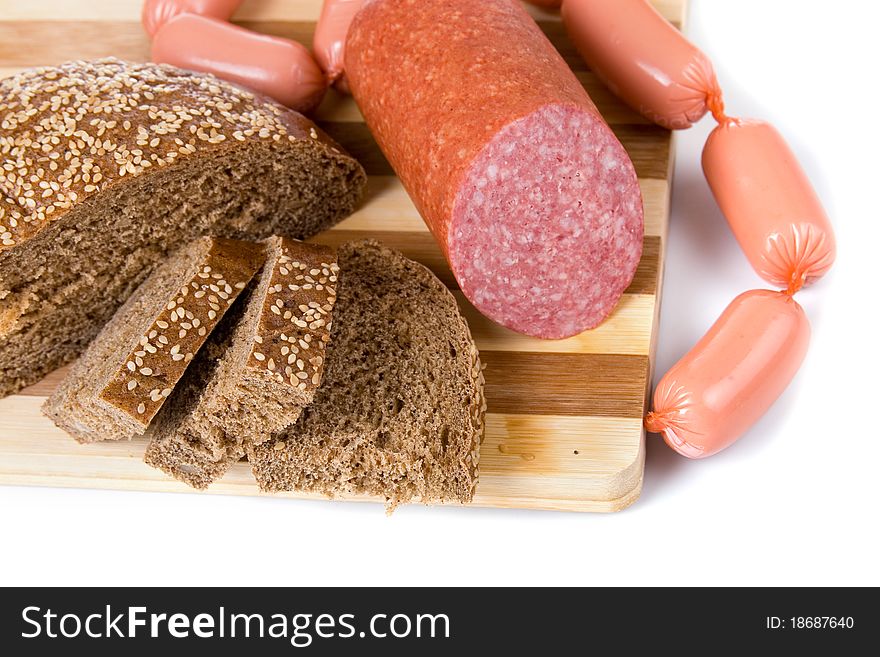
left=766, top=617, right=855, bottom=630
left=791, top=617, right=854, bottom=629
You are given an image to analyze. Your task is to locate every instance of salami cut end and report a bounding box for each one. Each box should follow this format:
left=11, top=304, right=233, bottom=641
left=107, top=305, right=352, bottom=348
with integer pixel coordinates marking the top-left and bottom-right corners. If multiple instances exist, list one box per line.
left=449, top=104, right=644, bottom=339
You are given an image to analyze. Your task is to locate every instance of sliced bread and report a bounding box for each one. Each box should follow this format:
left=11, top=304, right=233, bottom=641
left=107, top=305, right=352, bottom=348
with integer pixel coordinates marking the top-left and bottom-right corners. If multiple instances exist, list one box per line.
left=42, top=237, right=264, bottom=443
left=145, top=237, right=339, bottom=488
left=248, top=240, right=486, bottom=507
left=0, top=58, right=366, bottom=397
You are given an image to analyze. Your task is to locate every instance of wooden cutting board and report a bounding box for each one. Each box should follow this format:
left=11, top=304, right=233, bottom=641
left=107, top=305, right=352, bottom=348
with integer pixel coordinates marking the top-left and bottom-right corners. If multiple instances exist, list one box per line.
left=0, top=0, right=682, bottom=512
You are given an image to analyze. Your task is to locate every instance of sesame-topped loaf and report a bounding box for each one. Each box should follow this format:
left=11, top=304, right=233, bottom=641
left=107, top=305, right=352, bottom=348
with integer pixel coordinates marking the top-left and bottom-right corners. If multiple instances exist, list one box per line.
left=0, top=58, right=366, bottom=397
left=249, top=240, right=486, bottom=508
left=43, top=237, right=265, bottom=443
left=145, top=237, right=339, bottom=489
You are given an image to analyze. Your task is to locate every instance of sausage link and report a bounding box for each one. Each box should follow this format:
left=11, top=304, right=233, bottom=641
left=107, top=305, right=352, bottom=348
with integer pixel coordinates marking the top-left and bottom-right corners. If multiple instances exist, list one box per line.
left=561, top=0, right=721, bottom=129
left=141, top=0, right=242, bottom=38
left=313, top=0, right=365, bottom=94
left=152, top=14, right=327, bottom=113
left=702, top=119, right=836, bottom=293
left=646, top=290, right=810, bottom=458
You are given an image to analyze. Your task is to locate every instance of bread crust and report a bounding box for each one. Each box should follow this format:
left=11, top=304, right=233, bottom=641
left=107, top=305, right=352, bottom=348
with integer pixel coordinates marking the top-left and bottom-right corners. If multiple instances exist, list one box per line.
left=0, top=58, right=366, bottom=397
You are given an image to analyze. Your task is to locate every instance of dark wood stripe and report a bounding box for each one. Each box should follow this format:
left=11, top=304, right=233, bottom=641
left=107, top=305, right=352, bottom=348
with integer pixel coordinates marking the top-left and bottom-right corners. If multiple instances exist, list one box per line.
left=537, top=20, right=588, bottom=71
left=482, top=352, right=648, bottom=418
left=318, top=121, right=670, bottom=181
left=611, top=126, right=673, bottom=180
left=316, top=122, right=395, bottom=176
left=629, top=236, right=661, bottom=295
left=312, top=230, right=660, bottom=297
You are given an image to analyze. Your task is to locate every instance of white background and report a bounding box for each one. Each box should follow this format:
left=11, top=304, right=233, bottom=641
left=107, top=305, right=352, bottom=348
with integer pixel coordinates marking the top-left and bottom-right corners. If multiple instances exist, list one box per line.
left=1, top=0, right=878, bottom=586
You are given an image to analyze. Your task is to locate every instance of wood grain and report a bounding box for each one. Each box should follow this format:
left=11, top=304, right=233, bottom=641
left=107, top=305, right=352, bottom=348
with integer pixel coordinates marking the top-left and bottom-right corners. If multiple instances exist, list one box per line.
left=0, top=0, right=684, bottom=512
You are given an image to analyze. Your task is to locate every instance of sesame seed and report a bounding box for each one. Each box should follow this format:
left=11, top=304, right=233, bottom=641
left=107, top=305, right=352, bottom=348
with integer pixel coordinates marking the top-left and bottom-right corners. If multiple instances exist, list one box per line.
left=137, top=403, right=146, bottom=415
left=127, top=380, right=137, bottom=391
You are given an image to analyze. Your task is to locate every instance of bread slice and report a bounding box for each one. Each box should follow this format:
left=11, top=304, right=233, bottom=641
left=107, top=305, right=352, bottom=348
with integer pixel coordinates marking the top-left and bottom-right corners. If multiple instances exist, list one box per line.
left=42, top=237, right=264, bottom=443
left=0, top=58, right=366, bottom=397
left=249, top=240, right=485, bottom=507
left=145, top=237, right=339, bottom=488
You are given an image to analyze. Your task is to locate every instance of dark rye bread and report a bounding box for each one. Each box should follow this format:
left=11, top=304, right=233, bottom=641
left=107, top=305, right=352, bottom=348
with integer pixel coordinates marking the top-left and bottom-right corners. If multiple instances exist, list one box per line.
left=249, top=240, right=486, bottom=507
left=145, top=237, right=339, bottom=489
left=42, top=237, right=264, bottom=443
left=0, top=58, right=366, bottom=397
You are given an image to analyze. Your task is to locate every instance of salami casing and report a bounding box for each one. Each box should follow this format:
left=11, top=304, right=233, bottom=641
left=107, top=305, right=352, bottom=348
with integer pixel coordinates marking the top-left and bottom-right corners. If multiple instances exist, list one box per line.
left=346, top=0, right=644, bottom=338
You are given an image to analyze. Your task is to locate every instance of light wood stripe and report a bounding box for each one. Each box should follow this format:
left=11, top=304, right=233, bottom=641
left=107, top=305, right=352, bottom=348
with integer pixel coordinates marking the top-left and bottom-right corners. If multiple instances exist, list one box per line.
left=0, top=398, right=642, bottom=478
left=309, top=229, right=660, bottom=296
left=456, top=293, right=655, bottom=357
left=0, top=1, right=685, bottom=26
left=0, top=395, right=643, bottom=509
left=482, top=352, right=648, bottom=418
left=335, top=177, right=669, bottom=238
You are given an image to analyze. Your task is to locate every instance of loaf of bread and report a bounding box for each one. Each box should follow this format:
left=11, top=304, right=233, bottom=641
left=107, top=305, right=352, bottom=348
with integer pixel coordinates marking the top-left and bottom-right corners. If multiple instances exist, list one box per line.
left=145, top=237, right=339, bottom=488
left=249, top=240, right=485, bottom=507
left=43, top=237, right=264, bottom=443
left=0, top=58, right=366, bottom=397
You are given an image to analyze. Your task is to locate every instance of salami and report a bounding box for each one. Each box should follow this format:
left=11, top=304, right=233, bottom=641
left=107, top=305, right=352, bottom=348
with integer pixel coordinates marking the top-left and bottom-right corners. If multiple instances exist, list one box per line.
left=346, top=0, right=644, bottom=339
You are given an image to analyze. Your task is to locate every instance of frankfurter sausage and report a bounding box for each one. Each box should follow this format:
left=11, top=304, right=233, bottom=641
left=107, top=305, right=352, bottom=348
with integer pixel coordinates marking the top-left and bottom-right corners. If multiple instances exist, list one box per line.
left=141, top=0, right=242, bottom=38
left=346, top=0, right=643, bottom=339
left=313, top=0, right=364, bottom=94
left=702, top=119, right=836, bottom=293
left=152, top=14, right=327, bottom=113
left=561, top=0, right=722, bottom=129
left=646, top=290, right=810, bottom=458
